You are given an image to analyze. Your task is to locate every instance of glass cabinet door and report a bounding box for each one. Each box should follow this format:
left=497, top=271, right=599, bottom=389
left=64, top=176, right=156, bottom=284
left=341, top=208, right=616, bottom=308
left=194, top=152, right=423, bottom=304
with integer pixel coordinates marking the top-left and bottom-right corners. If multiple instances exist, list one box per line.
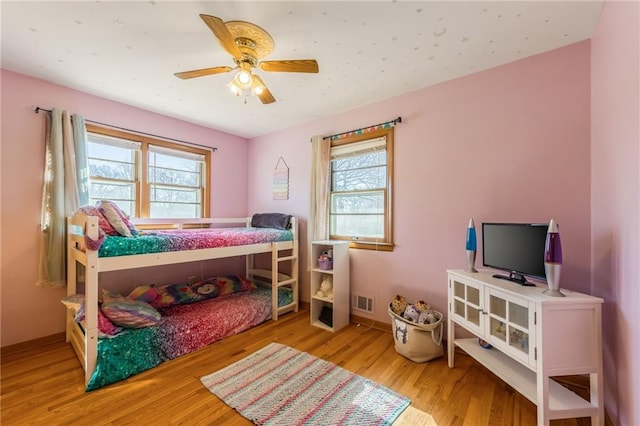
left=451, top=279, right=483, bottom=334
left=488, top=295, right=507, bottom=343
left=486, top=288, right=535, bottom=367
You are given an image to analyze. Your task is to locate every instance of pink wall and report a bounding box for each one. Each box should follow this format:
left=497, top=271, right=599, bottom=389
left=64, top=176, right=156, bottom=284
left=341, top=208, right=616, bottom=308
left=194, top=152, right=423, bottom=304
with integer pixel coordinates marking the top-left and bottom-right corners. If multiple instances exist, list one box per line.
left=249, top=42, right=592, bottom=319
left=0, top=70, right=249, bottom=346
left=591, top=1, right=640, bottom=425
left=1, top=17, right=634, bottom=420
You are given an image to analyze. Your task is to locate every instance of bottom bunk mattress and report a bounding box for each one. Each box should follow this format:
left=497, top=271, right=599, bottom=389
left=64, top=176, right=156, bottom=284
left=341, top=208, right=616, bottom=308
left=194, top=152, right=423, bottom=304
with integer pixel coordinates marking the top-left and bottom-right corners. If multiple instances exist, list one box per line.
left=86, top=286, right=292, bottom=391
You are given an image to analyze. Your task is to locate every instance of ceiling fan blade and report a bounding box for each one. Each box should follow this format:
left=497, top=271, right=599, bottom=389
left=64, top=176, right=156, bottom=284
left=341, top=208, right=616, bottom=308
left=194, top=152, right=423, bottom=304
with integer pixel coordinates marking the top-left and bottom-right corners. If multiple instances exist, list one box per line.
left=252, top=75, right=276, bottom=104
left=199, top=14, right=243, bottom=59
left=259, top=60, right=319, bottom=73
left=174, top=66, right=233, bottom=80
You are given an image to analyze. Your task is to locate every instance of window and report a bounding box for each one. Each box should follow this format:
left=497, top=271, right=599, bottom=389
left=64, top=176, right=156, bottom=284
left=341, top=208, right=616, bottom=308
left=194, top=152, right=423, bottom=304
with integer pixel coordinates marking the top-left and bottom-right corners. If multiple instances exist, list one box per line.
left=86, top=125, right=211, bottom=218
left=329, top=127, right=393, bottom=250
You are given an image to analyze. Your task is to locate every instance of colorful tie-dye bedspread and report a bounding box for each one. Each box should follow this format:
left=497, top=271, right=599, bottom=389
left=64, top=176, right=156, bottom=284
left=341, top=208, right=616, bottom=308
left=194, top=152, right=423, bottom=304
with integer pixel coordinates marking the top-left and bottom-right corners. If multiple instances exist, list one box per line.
left=86, top=286, right=293, bottom=391
left=98, top=227, right=293, bottom=258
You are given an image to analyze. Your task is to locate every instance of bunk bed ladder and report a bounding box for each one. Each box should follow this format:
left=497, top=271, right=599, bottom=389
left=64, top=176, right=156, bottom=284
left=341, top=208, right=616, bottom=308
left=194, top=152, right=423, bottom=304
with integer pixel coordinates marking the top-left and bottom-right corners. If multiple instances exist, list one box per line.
left=271, top=243, right=299, bottom=320
left=246, top=219, right=299, bottom=321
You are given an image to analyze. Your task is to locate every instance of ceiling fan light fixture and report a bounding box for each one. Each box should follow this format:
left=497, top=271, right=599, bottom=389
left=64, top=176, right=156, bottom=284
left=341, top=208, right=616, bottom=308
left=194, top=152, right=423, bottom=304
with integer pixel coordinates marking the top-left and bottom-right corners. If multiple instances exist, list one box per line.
left=251, top=78, right=265, bottom=95
left=228, top=80, right=241, bottom=94
left=235, top=69, right=252, bottom=87
left=175, top=15, right=319, bottom=105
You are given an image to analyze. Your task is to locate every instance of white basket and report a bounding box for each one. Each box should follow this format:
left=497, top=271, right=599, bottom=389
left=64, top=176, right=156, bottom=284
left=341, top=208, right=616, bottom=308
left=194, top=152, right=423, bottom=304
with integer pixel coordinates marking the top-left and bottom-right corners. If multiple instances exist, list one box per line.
left=388, top=305, right=444, bottom=363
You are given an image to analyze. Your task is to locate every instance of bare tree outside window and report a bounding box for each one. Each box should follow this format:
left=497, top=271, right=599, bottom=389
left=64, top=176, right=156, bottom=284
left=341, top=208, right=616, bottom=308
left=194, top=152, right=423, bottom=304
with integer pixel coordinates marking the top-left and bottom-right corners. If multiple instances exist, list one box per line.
left=88, top=141, right=138, bottom=216
left=86, top=125, right=210, bottom=218
left=329, top=128, right=393, bottom=249
left=148, top=150, right=203, bottom=218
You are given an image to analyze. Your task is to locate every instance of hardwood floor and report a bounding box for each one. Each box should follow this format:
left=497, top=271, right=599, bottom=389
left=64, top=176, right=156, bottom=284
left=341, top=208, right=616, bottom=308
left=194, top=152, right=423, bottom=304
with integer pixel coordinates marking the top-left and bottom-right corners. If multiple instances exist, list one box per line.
left=1, top=307, right=594, bottom=425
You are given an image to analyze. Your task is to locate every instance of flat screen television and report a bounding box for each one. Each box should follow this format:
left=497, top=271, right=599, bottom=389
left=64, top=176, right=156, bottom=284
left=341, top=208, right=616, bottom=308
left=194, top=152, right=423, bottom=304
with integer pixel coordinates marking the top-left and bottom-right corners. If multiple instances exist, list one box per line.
left=482, top=222, right=548, bottom=286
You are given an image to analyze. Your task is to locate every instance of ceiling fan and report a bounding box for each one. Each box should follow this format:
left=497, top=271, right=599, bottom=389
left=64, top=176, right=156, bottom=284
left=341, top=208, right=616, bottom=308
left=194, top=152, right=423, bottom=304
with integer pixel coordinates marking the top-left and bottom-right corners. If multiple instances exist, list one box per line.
left=174, top=14, right=319, bottom=104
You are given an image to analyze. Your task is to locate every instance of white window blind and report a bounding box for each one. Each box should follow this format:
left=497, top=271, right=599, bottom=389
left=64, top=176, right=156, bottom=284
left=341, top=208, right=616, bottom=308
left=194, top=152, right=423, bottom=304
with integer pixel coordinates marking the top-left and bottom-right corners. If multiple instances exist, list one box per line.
left=148, top=144, right=205, bottom=162
left=87, top=133, right=141, bottom=151
left=331, top=136, right=386, bottom=159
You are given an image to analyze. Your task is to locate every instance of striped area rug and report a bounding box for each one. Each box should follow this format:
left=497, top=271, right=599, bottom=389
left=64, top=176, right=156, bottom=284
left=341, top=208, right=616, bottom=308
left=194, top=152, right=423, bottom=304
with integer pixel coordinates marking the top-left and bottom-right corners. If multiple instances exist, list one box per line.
left=201, top=343, right=411, bottom=425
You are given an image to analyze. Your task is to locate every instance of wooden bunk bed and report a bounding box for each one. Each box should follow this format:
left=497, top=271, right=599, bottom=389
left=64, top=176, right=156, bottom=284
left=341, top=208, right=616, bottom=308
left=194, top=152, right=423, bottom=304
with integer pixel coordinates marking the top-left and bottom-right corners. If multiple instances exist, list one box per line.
left=66, top=212, right=299, bottom=388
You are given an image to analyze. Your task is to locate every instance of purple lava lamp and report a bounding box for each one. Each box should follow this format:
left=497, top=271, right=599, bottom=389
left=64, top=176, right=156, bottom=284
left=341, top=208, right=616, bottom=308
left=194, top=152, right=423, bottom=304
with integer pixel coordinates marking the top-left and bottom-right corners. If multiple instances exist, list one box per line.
left=543, top=219, right=564, bottom=297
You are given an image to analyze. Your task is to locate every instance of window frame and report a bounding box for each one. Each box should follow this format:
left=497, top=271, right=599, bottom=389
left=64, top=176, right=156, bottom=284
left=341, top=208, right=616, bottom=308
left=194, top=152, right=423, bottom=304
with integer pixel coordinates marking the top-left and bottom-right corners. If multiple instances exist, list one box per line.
left=329, top=127, right=394, bottom=251
left=86, top=124, right=211, bottom=218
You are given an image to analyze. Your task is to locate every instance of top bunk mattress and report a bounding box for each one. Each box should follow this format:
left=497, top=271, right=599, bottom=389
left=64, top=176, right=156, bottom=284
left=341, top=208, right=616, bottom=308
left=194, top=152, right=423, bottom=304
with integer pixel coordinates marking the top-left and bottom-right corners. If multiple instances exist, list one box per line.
left=98, top=227, right=294, bottom=258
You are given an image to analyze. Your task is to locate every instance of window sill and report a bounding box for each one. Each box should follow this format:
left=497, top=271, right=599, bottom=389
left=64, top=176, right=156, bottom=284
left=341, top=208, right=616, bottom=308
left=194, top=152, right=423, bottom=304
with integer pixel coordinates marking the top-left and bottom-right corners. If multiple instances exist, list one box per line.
left=348, top=241, right=394, bottom=251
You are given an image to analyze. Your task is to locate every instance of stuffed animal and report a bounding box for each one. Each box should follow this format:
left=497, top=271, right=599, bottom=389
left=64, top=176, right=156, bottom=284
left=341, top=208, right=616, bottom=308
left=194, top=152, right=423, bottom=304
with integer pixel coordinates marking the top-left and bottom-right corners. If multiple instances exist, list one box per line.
left=402, top=304, right=420, bottom=322
left=390, top=294, right=408, bottom=316
left=414, top=300, right=430, bottom=313
left=316, top=276, right=333, bottom=299
left=418, top=308, right=439, bottom=324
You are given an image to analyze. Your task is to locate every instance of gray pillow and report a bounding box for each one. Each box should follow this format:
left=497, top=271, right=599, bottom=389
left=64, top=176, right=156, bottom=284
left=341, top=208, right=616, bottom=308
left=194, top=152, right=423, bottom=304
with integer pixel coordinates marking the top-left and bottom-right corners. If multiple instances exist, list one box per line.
left=251, top=213, right=292, bottom=230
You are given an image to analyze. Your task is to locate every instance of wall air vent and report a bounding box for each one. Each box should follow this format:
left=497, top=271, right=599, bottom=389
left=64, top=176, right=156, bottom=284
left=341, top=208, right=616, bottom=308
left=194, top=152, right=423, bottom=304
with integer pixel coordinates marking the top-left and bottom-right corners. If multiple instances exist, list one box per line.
left=353, top=295, right=374, bottom=314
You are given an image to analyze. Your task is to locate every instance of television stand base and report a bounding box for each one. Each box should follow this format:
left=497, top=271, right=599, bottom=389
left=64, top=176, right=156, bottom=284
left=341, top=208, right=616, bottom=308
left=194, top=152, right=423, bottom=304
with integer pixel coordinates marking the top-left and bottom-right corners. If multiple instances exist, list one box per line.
left=492, top=273, right=536, bottom=287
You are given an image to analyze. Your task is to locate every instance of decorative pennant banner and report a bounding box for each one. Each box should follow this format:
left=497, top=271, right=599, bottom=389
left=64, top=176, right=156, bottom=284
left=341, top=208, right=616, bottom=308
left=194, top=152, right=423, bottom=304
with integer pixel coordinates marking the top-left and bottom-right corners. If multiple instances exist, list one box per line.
left=273, top=156, right=289, bottom=200
left=329, top=117, right=402, bottom=141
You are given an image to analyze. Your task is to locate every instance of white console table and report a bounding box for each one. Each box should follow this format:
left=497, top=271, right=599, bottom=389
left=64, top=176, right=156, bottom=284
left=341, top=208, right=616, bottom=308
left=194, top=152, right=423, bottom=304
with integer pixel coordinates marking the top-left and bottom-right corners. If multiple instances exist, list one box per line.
left=447, top=269, right=603, bottom=426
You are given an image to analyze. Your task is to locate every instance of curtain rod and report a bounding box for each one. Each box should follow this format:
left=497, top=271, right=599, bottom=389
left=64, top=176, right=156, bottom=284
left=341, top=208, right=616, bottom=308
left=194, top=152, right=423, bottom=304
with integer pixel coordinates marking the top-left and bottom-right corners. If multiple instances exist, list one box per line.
left=33, top=106, right=217, bottom=152
left=322, top=116, right=402, bottom=141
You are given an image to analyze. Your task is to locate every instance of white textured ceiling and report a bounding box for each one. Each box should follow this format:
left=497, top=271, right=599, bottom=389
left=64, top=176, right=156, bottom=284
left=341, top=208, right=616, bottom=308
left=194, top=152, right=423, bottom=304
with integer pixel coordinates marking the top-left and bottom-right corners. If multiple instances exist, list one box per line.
left=1, top=1, right=603, bottom=138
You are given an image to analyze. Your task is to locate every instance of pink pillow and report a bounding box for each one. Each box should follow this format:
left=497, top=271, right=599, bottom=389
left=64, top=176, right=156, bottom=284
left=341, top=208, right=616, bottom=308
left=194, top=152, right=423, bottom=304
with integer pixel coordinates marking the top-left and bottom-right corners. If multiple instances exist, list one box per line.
left=78, top=205, right=118, bottom=236
left=97, top=309, right=123, bottom=336
left=97, top=200, right=138, bottom=237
